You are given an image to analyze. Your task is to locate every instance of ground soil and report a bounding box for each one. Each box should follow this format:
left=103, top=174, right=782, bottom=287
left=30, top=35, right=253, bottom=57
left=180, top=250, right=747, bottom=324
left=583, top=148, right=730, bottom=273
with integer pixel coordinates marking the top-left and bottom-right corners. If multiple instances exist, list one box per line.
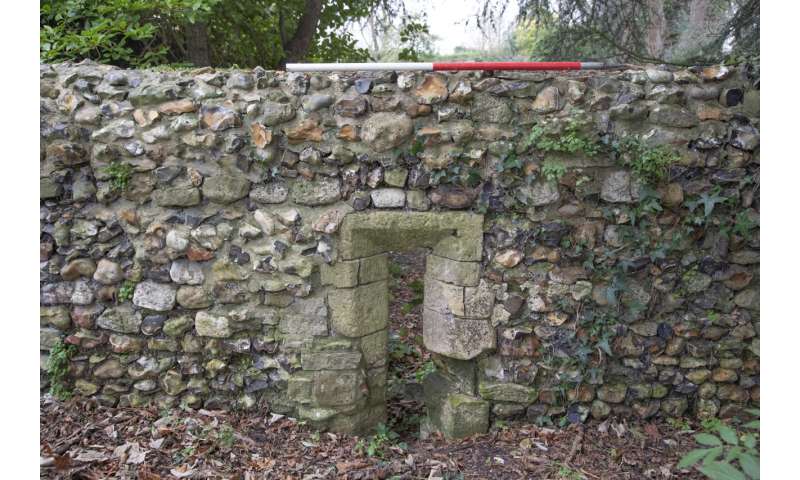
left=40, top=250, right=705, bottom=479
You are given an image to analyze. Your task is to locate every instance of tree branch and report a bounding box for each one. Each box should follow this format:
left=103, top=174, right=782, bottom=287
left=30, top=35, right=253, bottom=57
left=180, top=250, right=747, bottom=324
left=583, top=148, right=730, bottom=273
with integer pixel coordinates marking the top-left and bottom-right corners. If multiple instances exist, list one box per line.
left=282, top=0, right=323, bottom=65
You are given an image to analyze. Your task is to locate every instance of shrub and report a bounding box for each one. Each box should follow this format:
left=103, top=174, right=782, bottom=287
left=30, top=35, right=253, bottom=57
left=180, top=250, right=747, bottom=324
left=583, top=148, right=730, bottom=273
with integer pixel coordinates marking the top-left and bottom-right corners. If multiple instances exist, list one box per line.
left=678, top=410, right=760, bottom=479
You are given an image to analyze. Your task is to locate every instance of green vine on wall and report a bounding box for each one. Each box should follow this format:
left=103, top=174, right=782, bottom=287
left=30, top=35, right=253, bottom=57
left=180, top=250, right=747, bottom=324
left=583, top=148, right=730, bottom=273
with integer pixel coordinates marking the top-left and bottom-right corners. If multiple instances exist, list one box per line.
left=47, top=339, right=77, bottom=400
left=613, top=136, right=681, bottom=185
left=103, top=161, right=133, bottom=191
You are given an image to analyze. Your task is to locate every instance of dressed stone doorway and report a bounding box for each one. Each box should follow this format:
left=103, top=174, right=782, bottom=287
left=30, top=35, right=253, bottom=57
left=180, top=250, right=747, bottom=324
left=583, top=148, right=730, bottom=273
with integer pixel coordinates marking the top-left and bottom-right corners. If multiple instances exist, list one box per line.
left=302, top=211, right=494, bottom=439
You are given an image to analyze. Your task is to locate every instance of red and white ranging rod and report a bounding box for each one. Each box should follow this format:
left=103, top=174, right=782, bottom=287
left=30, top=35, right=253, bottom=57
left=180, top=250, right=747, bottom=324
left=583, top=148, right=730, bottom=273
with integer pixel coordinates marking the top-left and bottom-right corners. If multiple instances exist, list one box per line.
left=286, top=61, right=623, bottom=72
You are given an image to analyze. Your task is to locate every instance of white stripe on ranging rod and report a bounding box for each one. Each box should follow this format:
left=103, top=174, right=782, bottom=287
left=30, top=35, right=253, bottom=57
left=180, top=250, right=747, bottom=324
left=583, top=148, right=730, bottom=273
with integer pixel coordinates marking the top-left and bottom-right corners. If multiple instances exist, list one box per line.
left=287, top=62, right=434, bottom=72
left=286, top=62, right=624, bottom=72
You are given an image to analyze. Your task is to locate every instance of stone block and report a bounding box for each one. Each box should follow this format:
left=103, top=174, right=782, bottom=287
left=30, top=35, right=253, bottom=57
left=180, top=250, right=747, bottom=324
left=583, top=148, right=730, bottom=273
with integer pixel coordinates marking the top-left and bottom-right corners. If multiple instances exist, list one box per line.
left=328, top=282, right=388, bottom=337
left=328, top=404, right=386, bottom=434
left=478, top=382, right=537, bottom=404
left=423, top=308, right=495, bottom=360
left=366, top=366, right=388, bottom=405
left=426, top=255, right=479, bottom=286
left=313, top=370, right=365, bottom=407
left=359, top=254, right=388, bottom=284
left=288, top=373, right=313, bottom=403
left=320, top=260, right=359, bottom=288
left=464, top=280, right=494, bottom=318
left=370, top=188, right=406, bottom=208
left=338, top=212, right=483, bottom=260
left=301, top=351, right=362, bottom=371
left=432, top=354, right=477, bottom=394
left=280, top=295, right=328, bottom=336
left=439, top=393, right=490, bottom=439
left=360, top=329, right=388, bottom=367
left=424, top=277, right=465, bottom=316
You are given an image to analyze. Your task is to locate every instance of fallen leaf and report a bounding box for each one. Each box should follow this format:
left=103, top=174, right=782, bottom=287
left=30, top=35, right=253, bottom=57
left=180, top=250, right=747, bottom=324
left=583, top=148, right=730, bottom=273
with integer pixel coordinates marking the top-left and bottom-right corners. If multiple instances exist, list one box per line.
left=170, top=465, right=195, bottom=478
left=74, top=450, right=110, bottom=462
left=149, top=438, right=165, bottom=449
left=268, top=413, right=284, bottom=425
left=128, top=450, right=147, bottom=464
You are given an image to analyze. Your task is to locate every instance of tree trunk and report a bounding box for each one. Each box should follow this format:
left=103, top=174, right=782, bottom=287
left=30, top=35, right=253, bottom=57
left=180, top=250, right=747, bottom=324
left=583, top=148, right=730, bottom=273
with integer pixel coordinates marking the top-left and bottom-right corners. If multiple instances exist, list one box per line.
left=645, top=0, right=666, bottom=59
left=186, top=22, right=211, bottom=67
left=282, top=0, right=324, bottom=64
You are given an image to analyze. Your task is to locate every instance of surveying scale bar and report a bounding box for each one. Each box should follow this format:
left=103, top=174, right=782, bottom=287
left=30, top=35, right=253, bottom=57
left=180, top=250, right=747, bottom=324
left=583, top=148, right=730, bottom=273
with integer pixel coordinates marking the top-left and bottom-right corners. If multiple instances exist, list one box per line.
left=285, top=62, right=623, bottom=72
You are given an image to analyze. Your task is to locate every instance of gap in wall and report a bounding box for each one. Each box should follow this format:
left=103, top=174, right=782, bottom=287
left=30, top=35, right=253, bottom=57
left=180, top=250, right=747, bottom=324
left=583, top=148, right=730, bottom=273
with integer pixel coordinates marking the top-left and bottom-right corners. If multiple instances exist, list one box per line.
left=385, top=248, right=430, bottom=440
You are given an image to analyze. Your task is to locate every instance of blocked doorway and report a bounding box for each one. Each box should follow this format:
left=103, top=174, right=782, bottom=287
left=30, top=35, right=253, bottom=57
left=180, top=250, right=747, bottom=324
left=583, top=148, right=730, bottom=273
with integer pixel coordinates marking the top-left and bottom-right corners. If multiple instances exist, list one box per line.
left=311, top=212, right=494, bottom=438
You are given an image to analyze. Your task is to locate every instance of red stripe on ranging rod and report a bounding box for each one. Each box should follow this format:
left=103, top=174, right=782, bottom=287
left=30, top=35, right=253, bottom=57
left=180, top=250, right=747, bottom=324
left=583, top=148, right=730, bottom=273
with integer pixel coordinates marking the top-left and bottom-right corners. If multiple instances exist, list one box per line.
left=433, top=61, right=583, bottom=71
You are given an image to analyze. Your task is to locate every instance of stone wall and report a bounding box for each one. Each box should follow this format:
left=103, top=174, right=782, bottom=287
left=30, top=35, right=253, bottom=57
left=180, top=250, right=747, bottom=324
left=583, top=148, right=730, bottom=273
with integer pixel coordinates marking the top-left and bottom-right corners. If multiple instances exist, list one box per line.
left=40, top=61, right=760, bottom=438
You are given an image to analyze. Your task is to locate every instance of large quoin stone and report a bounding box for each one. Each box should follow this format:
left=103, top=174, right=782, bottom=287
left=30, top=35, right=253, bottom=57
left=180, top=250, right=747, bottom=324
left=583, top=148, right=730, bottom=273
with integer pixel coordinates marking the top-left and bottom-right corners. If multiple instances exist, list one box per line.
left=439, top=393, right=490, bottom=439
left=426, top=255, right=480, bottom=286
left=328, top=282, right=388, bottom=337
left=423, top=308, right=495, bottom=360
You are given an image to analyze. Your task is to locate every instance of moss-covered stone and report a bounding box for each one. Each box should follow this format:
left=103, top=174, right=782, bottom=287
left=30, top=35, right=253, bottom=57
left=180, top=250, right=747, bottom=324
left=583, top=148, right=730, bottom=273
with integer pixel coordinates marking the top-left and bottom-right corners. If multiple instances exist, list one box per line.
left=439, top=393, right=490, bottom=439
left=478, top=382, right=537, bottom=404
left=423, top=308, right=495, bottom=360
left=312, top=370, right=365, bottom=407
left=425, top=255, right=480, bottom=286
left=359, top=254, right=388, bottom=284
left=328, top=282, right=388, bottom=337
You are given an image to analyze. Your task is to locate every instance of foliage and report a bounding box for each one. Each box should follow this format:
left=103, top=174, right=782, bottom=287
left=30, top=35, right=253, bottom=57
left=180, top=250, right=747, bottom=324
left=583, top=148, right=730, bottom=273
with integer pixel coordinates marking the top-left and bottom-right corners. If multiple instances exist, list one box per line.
left=484, top=0, right=759, bottom=67
left=541, top=159, right=567, bottom=182
left=41, top=0, right=382, bottom=68
left=732, top=210, right=758, bottom=240
left=614, top=136, right=680, bottom=185
left=678, top=410, right=760, bottom=480
left=355, top=423, right=404, bottom=458
left=217, top=424, right=236, bottom=448
left=40, top=0, right=177, bottom=67
left=117, top=280, right=137, bottom=302
left=47, top=339, right=77, bottom=400
left=413, top=360, right=435, bottom=383
left=104, top=161, right=134, bottom=192
left=525, top=119, right=601, bottom=157
left=400, top=280, right=423, bottom=314
left=685, top=186, right=729, bottom=223
left=555, top=463, right=586, bottom=480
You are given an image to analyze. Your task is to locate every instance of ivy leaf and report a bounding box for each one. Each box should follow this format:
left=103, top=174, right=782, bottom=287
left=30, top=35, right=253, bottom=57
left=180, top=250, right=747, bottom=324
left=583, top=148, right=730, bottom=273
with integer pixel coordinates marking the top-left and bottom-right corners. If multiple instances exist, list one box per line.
left=742, top=434, right=757, bottom=449
left=699, top=191, right=728, bottom=217
left=717, top=425, right=739, bottom=445
left=696, top=433, right=723, bottom=447
left=738, top=453, right=760, bottom=479
left=698, top=461, right=747, bottom=480
left=677, top=448, right=710, bottom=469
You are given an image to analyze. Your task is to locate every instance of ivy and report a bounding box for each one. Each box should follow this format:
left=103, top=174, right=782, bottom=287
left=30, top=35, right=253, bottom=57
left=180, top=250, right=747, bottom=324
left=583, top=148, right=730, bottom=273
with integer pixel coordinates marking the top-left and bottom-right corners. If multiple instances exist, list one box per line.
left=613, top=136, right=681, bottom=185
left=541, top=159, right=567, bottom=182
left=524, top=118, right=601, bottom=157
left=47, top=340, right=77, bottom=400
